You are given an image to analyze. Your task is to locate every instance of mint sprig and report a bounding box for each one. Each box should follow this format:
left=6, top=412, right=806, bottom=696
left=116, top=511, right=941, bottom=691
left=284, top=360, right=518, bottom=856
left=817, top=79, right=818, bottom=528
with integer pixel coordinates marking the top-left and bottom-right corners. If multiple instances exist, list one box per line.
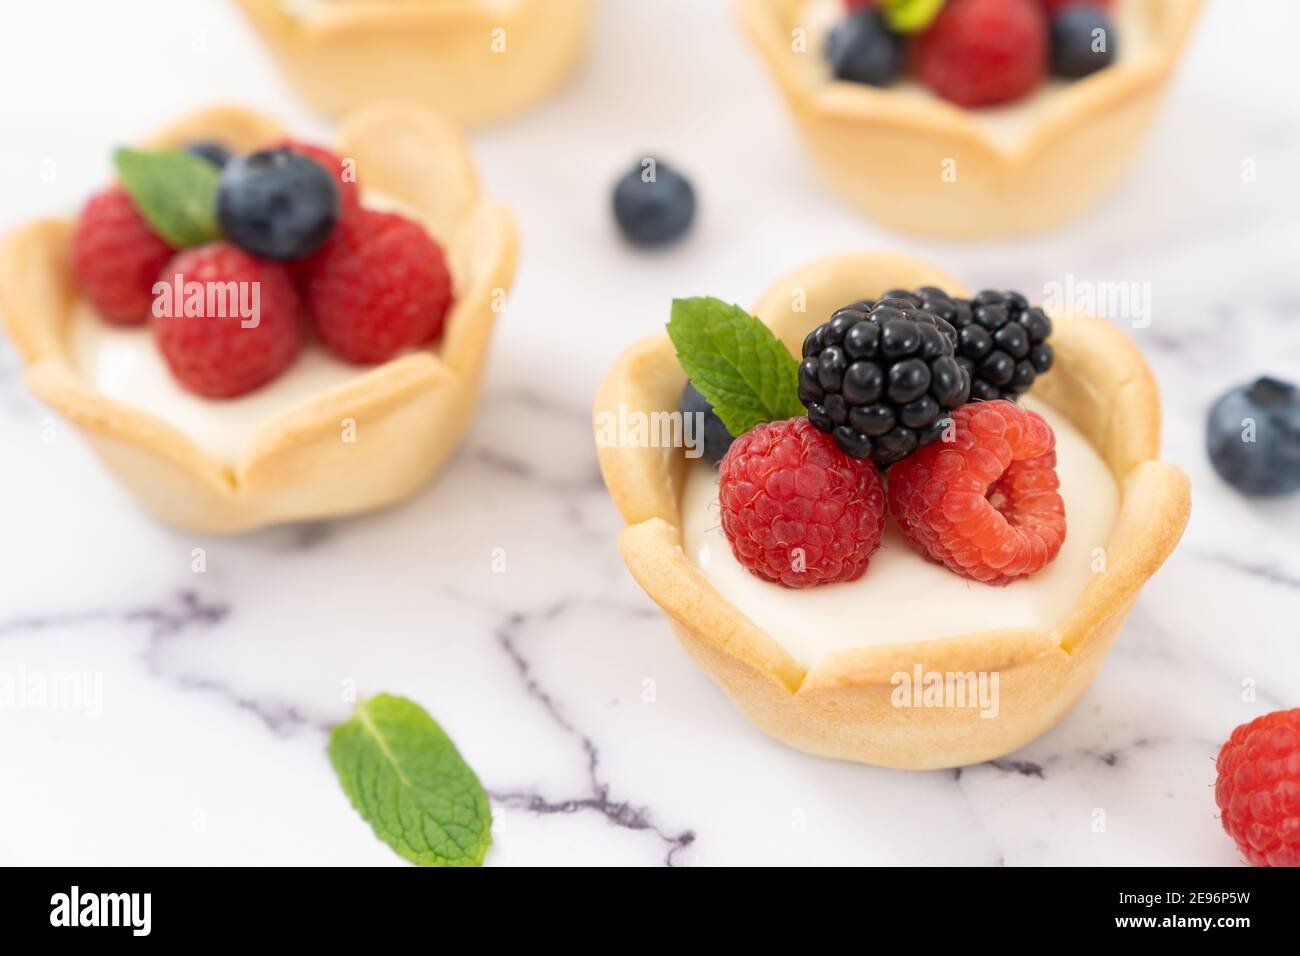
left=667, top=296, right=804, bottom=436
left=330, top=694, right=492, bottom=867
left=113, top=147, right=221, bottom=248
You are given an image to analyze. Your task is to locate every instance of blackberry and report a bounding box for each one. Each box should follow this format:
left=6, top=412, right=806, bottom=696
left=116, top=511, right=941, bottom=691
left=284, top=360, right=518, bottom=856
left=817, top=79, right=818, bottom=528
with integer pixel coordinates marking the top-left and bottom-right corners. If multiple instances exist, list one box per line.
left=798, top=297, right=970, bottom=466
left=902, top=287, right=1054, bottom=401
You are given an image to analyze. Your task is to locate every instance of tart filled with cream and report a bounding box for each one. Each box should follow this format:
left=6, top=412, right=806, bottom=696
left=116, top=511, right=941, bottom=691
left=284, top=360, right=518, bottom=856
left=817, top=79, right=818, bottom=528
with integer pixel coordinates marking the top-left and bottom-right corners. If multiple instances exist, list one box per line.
left=668, top=285, right=1072, bottom=608
left=736, top=0, right=1202, bottom=236
left=594, top=252, right=1189, bottom=768
left=233, top=0, right=594, bottom=125
left=0, top=104, right=517, bottom=532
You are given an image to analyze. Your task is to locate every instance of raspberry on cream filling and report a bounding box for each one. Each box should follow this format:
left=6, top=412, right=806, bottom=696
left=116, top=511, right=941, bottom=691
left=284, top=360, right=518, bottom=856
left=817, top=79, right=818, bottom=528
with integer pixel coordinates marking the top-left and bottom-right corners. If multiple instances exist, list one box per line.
left=888, top=399, right=1066, bottom=584
left=682, top=396, right=1118, bottom=667
left=719, top=417, right=887, bottom=588
left=67, top=189, right=446, bottom=466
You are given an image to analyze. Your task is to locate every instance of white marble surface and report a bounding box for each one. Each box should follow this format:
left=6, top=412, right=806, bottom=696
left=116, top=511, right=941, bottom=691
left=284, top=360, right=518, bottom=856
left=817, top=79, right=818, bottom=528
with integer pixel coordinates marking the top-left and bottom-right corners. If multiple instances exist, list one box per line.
left=1, top=0, right=1298, bottom=866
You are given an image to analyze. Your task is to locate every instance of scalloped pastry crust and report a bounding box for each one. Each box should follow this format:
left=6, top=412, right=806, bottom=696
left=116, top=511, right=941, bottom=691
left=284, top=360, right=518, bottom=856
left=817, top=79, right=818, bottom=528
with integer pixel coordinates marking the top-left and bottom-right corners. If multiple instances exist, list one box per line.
left=594, top=251, right=1190, bottom=768
left=736, top=0, right=1202, bottom=237
left=0, top=102, right=518, bottom=532
left=234, top=0, right=593, bottom=124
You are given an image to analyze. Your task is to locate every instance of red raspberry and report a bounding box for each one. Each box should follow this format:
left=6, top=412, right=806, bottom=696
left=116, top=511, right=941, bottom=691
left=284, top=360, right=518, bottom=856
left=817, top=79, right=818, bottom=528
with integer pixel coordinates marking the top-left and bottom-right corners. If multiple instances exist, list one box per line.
left=298, top=209, right=453, bottom=365
left=1215, top=709, right=1300, bottom=867
left=719, top=417, right=887, bottom=588
left=887, top=400, right=1065, bottom=584
left=70, top=188, right=175, bottom=324
left=270, top=139, right=361, bottom=221
left=1040, top=0, right=1111, bottom=15
left=152, top=242, right=304, bottom=399
left=912, top=0, right=1047, bottom=108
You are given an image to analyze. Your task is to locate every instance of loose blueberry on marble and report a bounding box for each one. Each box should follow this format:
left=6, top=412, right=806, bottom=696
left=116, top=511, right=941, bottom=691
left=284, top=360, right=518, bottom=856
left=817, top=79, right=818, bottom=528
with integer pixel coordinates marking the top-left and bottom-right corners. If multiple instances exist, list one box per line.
left=825, top=9, right=904, bottom=87
left=1050, top=8, right=1117, bottom=79
left=184, top=140, right=233, bottom=170
left=1207, top=376, right=1300, bottom=496
left=216, top=147, right=340, bottom=260
left=612, top=157, right=696, bottom=247
left=680, top=381, right=736, bottom=466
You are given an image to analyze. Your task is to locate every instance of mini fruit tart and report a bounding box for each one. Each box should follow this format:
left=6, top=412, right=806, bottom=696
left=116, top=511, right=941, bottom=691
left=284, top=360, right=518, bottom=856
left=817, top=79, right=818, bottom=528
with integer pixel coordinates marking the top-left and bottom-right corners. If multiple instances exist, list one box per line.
left=593, top=251, right=1189, bottom=769
left=234, top=0, right=594, bottom=124
left=0, top=103, right=517, bottom=533
left=736, top=0, right=1201, bottom=237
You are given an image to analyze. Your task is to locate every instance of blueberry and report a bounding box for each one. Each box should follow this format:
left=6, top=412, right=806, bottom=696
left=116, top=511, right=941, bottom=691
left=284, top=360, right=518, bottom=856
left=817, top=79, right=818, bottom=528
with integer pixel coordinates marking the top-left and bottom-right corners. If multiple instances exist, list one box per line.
left=612, top=157, right=695, bottom=247
left=184, top=140, right=232, bottom=169
left=1207, top=377, right=1300, bottom=496
left=824, top=10, right=903, bottom=87
left=216, top=148, right=340, bottom=260
left=680, top=382, right=736, bottom=466
left=1051, top=9, right=1118, bottom=79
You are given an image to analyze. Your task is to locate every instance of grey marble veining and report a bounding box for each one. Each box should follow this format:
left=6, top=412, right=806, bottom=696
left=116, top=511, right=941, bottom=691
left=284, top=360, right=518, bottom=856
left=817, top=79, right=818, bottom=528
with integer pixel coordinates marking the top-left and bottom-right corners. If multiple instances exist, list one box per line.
left=1, top=0, right=1298, bottom=865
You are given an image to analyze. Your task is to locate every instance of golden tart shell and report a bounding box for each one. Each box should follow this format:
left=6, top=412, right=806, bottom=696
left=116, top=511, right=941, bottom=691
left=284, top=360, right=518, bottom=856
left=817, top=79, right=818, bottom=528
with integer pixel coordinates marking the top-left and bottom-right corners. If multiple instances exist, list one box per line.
left=593, top=251, right=1190, bottom=768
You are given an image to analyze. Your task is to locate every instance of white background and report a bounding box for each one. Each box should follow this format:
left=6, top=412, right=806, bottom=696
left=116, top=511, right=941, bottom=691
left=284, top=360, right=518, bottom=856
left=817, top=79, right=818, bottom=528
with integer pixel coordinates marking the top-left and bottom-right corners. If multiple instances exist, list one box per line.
left=1, top=0, right=1298, bottom=865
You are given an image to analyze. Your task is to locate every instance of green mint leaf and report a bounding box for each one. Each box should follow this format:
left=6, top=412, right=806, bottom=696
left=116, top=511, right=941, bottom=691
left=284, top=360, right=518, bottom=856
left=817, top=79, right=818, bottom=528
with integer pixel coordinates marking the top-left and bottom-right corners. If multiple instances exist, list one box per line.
left=113, top=147, right=221, bottom=248
left=329, top=694, right=492, bottom=867
left=667, top=296, right=804, bottom=436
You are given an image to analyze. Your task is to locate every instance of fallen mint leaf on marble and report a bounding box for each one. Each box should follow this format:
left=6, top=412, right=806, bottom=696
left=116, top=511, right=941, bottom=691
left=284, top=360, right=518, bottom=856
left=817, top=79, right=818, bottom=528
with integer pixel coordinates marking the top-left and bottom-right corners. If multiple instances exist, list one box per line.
left=329, top=694, right=492, bottom=867
left=668, top=296, right=805, bottom=436
left=113, top=147, right=221, bottom=248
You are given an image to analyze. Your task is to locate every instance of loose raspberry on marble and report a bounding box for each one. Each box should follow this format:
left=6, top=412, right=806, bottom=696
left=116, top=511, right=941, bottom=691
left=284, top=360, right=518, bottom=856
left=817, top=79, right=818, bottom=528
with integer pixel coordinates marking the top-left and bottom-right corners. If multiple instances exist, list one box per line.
left=719, top=417, right=887, bottom=588
left=887, top=400, right=1065, bottom=584
left=911, top=0, right=1048, bottom=108
left=1215, top=708, right=1300, bottom=867
left=70, top=187, right=176, bottom=324
left=152, top=242, right=304, bottom=399
left=297, top=208, right=453, bottom=365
